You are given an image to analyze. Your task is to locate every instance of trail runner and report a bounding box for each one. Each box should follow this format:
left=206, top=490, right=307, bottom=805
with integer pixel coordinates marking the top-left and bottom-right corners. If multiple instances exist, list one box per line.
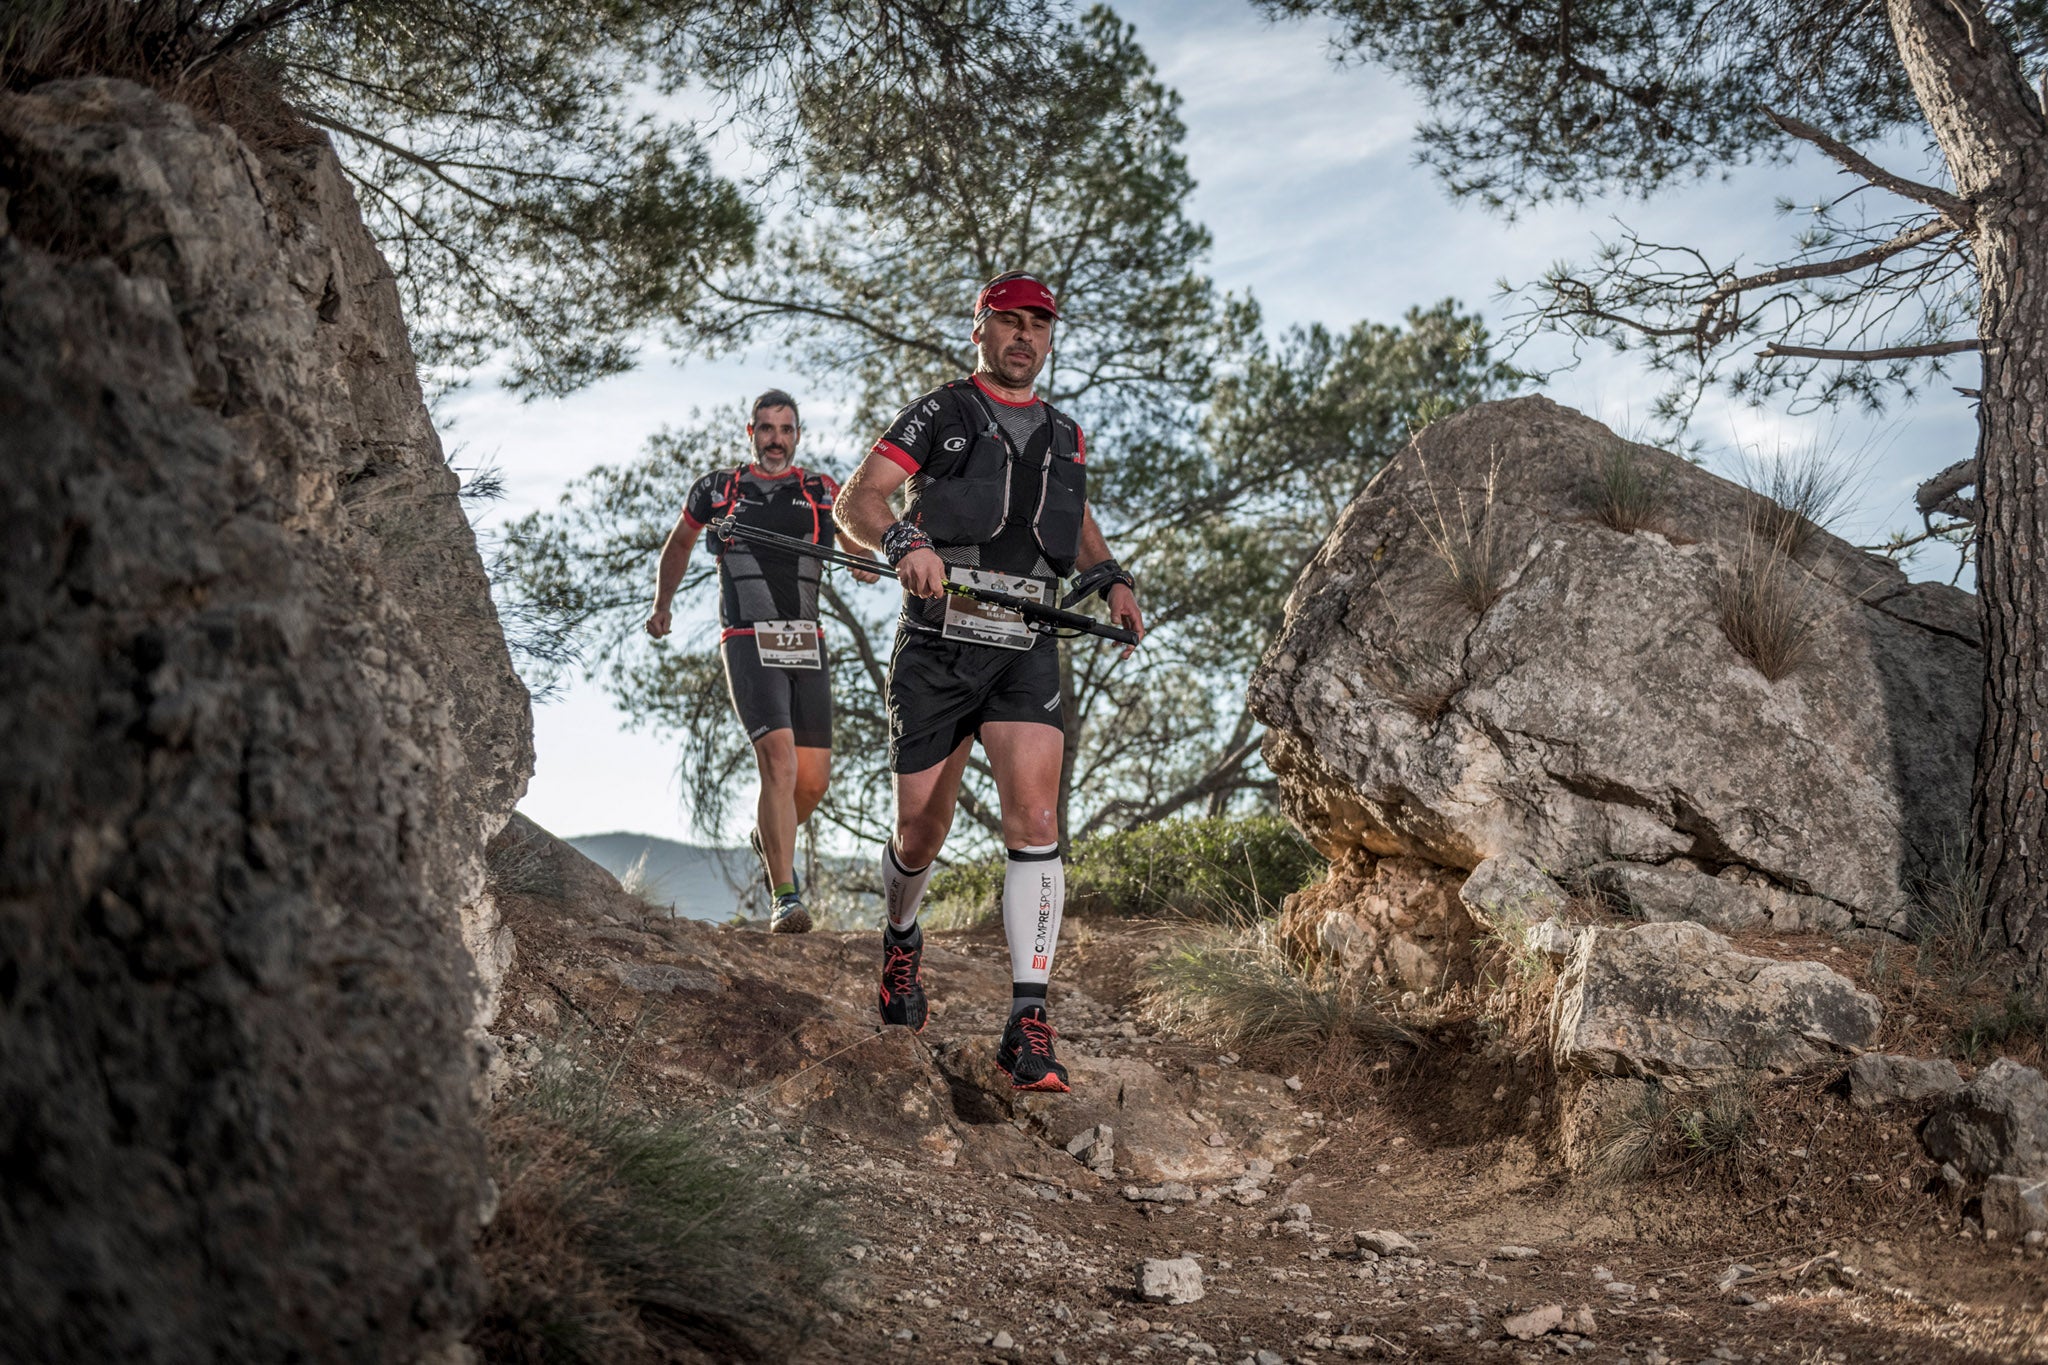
left=645, top=390, right=879, bottom=933
left=837, top=271, right=1145, bottom=1092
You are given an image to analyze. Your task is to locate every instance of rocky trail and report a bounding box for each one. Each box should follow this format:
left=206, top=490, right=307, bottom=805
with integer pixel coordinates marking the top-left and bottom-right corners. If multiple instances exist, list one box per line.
left=486, top=826, right=2048, bottom=1365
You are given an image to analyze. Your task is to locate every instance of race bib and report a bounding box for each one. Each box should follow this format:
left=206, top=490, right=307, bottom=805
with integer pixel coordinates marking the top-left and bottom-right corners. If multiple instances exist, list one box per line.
left=942, top=569, right=1046, bottom=650
left=754, top=619, right=821, bottom=670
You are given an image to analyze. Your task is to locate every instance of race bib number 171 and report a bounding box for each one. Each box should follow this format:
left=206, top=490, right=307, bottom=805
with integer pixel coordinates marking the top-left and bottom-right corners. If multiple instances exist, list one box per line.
left=754, top=619, right=822, bottom=669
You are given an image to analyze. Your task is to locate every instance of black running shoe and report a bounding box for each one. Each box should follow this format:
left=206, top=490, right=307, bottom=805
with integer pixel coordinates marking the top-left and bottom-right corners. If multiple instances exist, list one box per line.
left=769, top=892, right=811, bottom=935
left=878, top=928, right=929, bottom=1032
left=995, top=1005, right=1070, bottom=1093
left=749, top=828, right=798, bottom=902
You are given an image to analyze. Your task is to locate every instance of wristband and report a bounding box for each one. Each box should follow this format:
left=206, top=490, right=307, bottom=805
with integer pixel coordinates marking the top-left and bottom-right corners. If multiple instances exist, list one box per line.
left=1060, top=559, right=1138, bottom=609
left=881, top=520, right=933, bottom=567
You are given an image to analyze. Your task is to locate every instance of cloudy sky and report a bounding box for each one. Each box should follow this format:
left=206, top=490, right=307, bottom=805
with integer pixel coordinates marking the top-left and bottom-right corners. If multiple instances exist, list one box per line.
left=440, top=0, right=1977, bottom=845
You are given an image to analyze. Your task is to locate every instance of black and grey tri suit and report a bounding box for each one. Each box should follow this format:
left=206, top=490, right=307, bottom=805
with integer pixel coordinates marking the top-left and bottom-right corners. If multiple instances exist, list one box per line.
left=870, top=376, right=1088, bottom=773
left=683, top=463, right=840, bottom=749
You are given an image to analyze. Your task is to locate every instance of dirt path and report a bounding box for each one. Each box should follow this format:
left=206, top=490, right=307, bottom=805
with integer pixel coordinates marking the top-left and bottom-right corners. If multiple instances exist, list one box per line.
left=488, top=860, right=2048, bottom=1365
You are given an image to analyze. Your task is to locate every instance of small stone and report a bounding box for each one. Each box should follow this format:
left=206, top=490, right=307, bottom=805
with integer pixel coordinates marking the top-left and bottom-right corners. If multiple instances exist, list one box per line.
left=1496, top=1245, right=1540, bottom=1260
left=1567, top=1307, right=1595, bottom=1335
left=892, top=1327, right=915, bottom=1341
left=1285, top=1076, right=1304, bottom=1091
left=1138, top=1256, right=1206, bottom=1305
left=991, top=1330, right=1016, bottom=1350
left=1355, top=1229, right=1417, bottom=1256
left=1502, top=1304, right=1564, bottom=1340
left=1604, top=1282, right=1635, bottom=1297
left=1716, top=1263, right=1756, bottom=1291
left=1207, top=1133, right=1230, bottom=1147
left=1590, top=1266, right=1613, bottom=1283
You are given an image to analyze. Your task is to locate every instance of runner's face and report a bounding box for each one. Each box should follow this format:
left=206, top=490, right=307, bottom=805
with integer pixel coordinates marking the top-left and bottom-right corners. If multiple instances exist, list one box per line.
left=972, top=308, right=1053, bottom=389
left=747, top=406, right=800, bottom=471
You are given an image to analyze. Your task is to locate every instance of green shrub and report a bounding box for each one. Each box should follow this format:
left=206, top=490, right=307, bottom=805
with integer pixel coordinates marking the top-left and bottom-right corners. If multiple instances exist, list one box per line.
left=1956, top=990, right=2048, bottom=1065
left=921, top=814, right=1325, bottom=926
left=471, top=1054, right=845, bottom=1363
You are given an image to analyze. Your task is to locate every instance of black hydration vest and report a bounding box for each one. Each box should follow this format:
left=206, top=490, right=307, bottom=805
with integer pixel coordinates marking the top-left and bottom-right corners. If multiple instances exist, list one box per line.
left=902, top=379, right=1087, bottom=575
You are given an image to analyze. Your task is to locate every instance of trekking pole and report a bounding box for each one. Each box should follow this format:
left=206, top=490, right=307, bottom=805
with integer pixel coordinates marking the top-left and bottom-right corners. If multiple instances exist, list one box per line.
left=709, top=517, right=1140, bottom=647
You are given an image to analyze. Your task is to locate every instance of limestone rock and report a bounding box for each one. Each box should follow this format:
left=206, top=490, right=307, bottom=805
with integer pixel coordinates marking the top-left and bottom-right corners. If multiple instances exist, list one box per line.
left=1587, top=862, right=1854, bottom=935
left=1251, top=396, right=1978, bottom=935
left=1503, top=1305, right=1564, bottom=1340
left=1551, top=922, right=1881, bottom=1080
left=1461, top=853, right=1569, bottom=928
left=1355, top=1229, right=1417, bottom=1256
left=1846, top=1053, right=1964, bottom=1110
left=1924, top=1058, right=2048, bottom=1180
left=1137, top=1257, right=1206, bottom=1305
left=0, top=79, right=530, bottom=1362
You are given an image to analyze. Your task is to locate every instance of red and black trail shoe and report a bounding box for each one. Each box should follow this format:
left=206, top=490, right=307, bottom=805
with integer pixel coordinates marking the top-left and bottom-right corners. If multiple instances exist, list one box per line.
left=996, top=1005, right=1069, bottom=1093
left=878, top=928, right=929, bottom=1031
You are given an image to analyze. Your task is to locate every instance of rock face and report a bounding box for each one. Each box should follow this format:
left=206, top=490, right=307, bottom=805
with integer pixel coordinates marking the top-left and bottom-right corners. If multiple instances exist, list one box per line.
left=1923, top=1058, right=2048, bottom=1180
left=1276, top=853, right=1476, bottom=992
left=1250, top=395, right=1979, bottom=935
left=0, top=79, right=531, bottom=1362
left=1550, top=922, right=1881, bottom=1081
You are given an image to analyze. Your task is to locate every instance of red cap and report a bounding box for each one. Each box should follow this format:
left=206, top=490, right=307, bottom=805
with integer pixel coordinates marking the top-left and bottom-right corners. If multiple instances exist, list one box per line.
left=975, top=272, right=1059, bottom=321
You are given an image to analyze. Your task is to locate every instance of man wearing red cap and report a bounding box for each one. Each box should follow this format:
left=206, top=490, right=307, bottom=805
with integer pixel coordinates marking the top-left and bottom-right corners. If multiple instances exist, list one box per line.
left=837, top=271, right=1145, bottom=1092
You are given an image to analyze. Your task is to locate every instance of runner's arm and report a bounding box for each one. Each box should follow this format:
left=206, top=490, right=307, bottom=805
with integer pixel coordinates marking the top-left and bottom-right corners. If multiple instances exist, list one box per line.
left=646, top=513, right=704, bottom=638
left=836, top=531, right=882, bottom=584
left=840, top=451, right=945, bottom=598
left=1075, top=506, right=1145, bottom=657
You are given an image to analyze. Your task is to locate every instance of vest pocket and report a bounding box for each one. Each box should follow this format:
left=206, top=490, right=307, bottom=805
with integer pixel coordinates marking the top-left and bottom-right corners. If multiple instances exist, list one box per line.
left=1035, top=449, right=1086, bottom=573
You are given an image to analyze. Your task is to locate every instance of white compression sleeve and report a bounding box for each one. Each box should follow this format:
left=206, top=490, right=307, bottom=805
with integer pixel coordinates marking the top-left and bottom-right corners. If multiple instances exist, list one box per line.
left=1002, top=844, right=1065, bottom=991
left=883, top=842, right=933, bottom=933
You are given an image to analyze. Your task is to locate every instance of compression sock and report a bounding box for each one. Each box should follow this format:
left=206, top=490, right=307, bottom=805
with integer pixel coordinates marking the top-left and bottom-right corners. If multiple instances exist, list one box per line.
left=1003, top=844, right=1064, bottom=1016
left=773, top=881, right=796, bottom=899
left=883, top=842, right=933, bottom=937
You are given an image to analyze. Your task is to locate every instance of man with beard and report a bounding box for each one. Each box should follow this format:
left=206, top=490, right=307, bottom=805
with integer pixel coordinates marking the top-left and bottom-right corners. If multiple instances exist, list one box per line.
left=836, top=272, right=1145, bottom=1091
left=646, top=390, right=879, bottom=933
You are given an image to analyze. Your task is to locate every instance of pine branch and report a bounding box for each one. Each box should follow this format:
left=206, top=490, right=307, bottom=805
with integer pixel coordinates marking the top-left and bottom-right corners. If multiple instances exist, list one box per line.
left=1756, top=339, right=1978, bottom=360
left=1762, top=109, right=1976, bottom=229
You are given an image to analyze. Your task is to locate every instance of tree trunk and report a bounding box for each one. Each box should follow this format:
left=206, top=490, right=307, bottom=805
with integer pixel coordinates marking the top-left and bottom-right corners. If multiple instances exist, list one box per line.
left=1889, top=0, right=2048, bottom=973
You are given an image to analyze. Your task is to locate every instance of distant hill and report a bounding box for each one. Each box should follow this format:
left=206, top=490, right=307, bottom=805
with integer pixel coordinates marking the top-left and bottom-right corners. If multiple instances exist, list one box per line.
left=566, top=832, right=758, bottom=923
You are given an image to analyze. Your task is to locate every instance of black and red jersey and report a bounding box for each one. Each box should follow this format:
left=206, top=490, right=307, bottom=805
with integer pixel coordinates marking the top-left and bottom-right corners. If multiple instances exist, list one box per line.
left=870, top=376, right=1087, bottom=634
left=683, top=464, right=839, bottom=636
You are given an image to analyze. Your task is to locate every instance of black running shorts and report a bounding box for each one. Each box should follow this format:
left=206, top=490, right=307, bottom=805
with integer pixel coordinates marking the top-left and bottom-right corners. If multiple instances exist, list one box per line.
left=887, top=629, right=1063, bottom=774
left=721, top=634, right=832, bottom=749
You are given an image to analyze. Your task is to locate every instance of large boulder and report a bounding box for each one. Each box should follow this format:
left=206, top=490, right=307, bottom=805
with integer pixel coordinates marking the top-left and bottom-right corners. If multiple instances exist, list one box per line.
left=1249, top=396, right=1979, bottom=935
left=1, top=80, right=530, bottom=1361
left=1550, top=921, right=1882, bottom=1081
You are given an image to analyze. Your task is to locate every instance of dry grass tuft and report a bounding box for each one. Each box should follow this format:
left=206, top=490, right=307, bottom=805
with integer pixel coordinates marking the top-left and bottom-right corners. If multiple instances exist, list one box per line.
left=1729, top=439, right=1861, bottom=556
left=1587, top=1074, right=1759, bottom=1186
left=1410, top=449, right=1512, bottom=616
left=1715, top=515, right=1825, bottom=681
left=1138, top=922, right=1417, bottom=1066
left=1582, top=438, right=1670, bottom=534
left=472, top=1050, right=846, bottom=1363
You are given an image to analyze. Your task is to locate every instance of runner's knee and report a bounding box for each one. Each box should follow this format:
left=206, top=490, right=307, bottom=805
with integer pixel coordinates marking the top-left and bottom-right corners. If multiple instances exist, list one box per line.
left=895, top=815, right=950, bottom=868
left=755, top=739, right=798, bottom=790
